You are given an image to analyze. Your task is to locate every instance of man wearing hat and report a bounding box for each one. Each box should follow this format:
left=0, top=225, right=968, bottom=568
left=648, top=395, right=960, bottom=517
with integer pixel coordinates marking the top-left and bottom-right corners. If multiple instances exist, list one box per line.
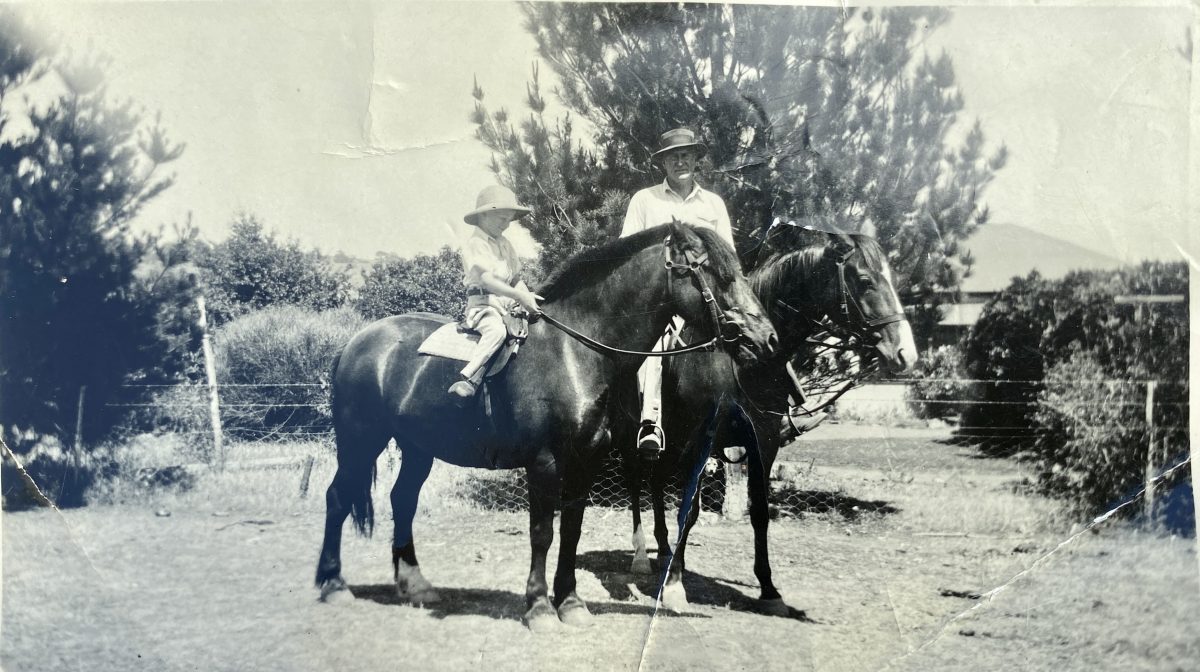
left=621, top=127, right=735, bottom=455
left=450, top=185, right=543, bottom=401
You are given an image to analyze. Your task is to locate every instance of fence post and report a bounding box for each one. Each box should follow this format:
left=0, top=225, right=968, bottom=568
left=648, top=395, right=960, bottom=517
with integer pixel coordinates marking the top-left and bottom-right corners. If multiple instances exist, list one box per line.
left=198, top=296, right=225, bottom=472
left=723, top=460, right=747, bottom=521
left=73, top=385, right=86, bottom=470
left=1143, top=380, right=1157, bottom=523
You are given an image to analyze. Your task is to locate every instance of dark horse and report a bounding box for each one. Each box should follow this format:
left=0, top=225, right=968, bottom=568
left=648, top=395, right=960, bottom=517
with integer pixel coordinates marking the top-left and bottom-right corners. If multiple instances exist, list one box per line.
left=314, top=222, right=777, bottom=631
left=616, top=232, right=918, bottom=614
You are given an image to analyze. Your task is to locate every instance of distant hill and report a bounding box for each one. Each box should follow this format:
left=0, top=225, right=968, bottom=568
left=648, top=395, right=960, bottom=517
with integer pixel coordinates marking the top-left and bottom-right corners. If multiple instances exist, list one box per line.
left=960, top=223, right=1124, bottom=294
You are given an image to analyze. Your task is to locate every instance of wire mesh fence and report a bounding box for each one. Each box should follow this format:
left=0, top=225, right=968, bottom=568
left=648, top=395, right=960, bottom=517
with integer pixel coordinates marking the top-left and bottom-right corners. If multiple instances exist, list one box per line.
left=111, top=376, right=1191, bottom=532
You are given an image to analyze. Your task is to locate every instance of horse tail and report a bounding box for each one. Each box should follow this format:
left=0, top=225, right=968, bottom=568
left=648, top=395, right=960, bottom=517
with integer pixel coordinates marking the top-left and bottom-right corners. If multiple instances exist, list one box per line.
left=344, top=455, right=377, bottom=537
left=327, top=342, right=378, bottom=537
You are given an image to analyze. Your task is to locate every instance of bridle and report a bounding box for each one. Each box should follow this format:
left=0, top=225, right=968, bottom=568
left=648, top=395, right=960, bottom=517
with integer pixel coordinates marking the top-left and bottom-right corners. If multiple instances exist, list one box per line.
left=661, top=233, right=746, bottom=347
left=819, top=244, right=907, bottom=348
left=537, top=232, right=747, bottom=358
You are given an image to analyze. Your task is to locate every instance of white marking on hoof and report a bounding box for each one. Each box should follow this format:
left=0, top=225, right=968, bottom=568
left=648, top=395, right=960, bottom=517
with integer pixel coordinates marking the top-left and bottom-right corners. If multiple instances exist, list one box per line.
left=659, top=579, right=689, bottom=613
left=759, top=597, right=790, bottom=617
left=631, top=525, right=650, bottom=573
left=395, top=563, right=439, bottom=604
left=524, top=600, right=560, bottom=633
left=557, top=594, right=594, bottom=628
left=630, top=554, right=653, bottom=574
left=319, top=579, right=353, bottom=605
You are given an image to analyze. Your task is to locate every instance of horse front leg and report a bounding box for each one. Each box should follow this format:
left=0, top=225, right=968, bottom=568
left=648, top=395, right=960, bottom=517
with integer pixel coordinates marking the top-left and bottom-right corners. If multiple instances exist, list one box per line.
left=745, top=413, right=789, bottom=616
left=524, top=458, right=560, bottom=632
left=659, top=478, right=702, bottom=613
left=551, top=445, right=607, bottom=628
left=391, top=448, right=439, bottom=604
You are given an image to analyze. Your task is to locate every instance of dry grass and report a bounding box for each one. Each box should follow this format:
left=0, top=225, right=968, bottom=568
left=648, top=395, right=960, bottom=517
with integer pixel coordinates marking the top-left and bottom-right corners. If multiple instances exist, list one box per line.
left=5, top=428, right=1196, bottom=671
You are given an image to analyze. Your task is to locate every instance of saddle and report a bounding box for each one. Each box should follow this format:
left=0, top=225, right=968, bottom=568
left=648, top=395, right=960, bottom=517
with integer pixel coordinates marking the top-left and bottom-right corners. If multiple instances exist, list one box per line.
left=416, top=305, right=530, bottom=379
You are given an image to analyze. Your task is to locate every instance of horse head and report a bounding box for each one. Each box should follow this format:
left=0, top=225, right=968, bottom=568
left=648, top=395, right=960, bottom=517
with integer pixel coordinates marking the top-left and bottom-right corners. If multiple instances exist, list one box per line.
left=663, top=220, right=778, bottom=365
left=817, top=234, right=918, bottom=374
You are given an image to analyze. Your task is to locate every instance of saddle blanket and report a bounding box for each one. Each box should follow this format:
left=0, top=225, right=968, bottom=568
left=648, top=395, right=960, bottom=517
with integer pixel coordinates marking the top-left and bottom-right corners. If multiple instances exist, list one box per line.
left=417, top=323, right=517, bottom=376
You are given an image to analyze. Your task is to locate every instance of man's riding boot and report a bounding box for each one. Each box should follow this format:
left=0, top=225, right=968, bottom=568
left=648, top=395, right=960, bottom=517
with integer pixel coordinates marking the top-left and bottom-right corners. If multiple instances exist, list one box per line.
left=636, top=421, right=665, bottom=460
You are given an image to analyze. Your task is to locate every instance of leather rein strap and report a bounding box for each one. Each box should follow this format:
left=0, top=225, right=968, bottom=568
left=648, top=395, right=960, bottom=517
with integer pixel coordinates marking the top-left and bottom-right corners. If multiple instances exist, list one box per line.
left=536, top=234, right=728, bottom=359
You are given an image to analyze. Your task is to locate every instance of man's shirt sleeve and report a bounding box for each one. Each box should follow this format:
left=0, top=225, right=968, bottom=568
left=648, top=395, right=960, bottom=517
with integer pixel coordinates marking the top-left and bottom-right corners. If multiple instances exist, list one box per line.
left=620, top=190, right=646, bottom=239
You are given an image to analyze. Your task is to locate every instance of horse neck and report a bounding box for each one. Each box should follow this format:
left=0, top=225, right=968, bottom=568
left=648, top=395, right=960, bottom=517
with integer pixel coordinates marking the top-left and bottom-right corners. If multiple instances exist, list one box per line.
left=540, top=246, right=675, bottom=356
left=750, top=247, right=828, bottom=352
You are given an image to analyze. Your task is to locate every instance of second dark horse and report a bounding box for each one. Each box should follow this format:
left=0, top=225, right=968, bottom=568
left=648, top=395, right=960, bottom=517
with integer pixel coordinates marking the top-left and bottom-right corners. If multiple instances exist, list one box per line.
left=314, top=222, right=777, bottom=632
left=617, top=232, right=919, bottom=614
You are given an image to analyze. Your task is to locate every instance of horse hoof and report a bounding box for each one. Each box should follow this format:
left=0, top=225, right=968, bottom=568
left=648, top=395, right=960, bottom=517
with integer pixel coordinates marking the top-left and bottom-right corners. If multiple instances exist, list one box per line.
left=557, top=594, right=594, bottom=628
left=630, top=556, right=653, bottom=574
left=758, top=597, right=790, bottom=617
left=524, top=600, right=559, bottom=633
left=659, top=580, right=689, bottom=613
left=319, top=579, right=353, bottom=605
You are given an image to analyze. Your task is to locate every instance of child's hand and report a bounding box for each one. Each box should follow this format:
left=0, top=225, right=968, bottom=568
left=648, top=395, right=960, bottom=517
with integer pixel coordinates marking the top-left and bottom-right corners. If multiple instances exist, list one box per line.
left=518, top=291, right=544, bottom=315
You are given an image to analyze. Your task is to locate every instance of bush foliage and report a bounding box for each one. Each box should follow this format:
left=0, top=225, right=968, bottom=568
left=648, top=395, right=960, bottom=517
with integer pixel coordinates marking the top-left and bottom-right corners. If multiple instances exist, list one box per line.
left=960, top=261, right=1189, bottom=510
left=905, top=345, right=971, bottom=421
left=212, top=305, right=365, bottom=439
left=355, top=246, right=466, bottom=321
left=197, top=216, right=351, bottom=326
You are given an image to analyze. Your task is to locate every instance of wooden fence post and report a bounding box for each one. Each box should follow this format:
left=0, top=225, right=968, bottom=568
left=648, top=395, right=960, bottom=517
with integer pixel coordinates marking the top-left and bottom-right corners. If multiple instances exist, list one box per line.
left=723, top=460, right=747, bottom=521
left=198, top=297, right=225, bottom=472
left=1143, top=381, right=1157, bottom=523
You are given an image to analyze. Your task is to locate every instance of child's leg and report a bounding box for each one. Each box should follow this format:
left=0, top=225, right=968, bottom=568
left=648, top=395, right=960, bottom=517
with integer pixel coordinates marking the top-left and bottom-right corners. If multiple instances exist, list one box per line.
left=459, top=309, right=507, bottom=384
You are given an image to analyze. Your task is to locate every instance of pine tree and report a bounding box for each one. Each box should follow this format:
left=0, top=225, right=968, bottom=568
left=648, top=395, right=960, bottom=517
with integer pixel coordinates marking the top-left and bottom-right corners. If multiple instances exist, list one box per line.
left=473, top=4, right=1006, bottom=338
left=0, top=11, right=185, bottom=441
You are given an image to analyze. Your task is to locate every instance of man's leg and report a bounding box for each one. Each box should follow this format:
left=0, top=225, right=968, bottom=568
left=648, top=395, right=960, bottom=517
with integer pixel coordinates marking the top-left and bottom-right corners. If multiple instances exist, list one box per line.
left=635, top=318, right=682, bottom=457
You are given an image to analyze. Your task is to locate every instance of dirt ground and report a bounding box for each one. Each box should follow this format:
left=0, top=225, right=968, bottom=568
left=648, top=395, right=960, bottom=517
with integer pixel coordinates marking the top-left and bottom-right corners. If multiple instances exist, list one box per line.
left=3, top=426, right=1197, bottom=671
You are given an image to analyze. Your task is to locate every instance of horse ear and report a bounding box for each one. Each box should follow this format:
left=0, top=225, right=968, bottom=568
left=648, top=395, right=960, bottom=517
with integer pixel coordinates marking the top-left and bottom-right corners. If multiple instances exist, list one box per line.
left=827, top=233, right=855, bottom=259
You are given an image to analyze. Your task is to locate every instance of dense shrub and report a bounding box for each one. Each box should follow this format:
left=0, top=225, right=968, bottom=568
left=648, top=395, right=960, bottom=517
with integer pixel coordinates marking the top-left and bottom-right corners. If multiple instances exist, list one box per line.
left=905, top=345, right=971, bottom=420
left=197, top=216, right=351, bottom=325
left=355, top=246, right=467, bottom=321
left=1, top=439, right=115, bottom=509
left=961, top=261, right=1188, bottom=511
left=213, top=305, right=365, bottom=439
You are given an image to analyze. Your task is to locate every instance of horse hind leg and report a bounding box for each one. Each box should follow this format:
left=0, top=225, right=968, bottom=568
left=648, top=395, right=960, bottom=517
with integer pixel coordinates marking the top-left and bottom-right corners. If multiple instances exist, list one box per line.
left=315, top=428, right=389, bottom=603
left=390, top=448, right=439, bottom=604
left=624, top=454, right=653, bottom=574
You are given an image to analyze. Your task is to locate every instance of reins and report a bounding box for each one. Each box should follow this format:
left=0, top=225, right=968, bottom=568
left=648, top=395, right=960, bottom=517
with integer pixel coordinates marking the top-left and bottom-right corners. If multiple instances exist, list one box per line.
left=535, top=231, right=734, bottom=359
left=536, top=311, right=718, bottom=357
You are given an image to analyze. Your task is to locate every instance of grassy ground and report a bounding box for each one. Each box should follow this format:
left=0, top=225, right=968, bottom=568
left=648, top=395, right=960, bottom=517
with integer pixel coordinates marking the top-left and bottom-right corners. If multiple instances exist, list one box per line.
left=3, top=426, right=1196, bottom=671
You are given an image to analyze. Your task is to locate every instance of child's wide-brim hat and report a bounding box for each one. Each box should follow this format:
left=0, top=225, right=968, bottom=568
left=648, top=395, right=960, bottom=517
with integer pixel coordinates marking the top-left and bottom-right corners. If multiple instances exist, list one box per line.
left=464, top=185, right=532, bottom=226
left=651, top=128, right=708, bottom=159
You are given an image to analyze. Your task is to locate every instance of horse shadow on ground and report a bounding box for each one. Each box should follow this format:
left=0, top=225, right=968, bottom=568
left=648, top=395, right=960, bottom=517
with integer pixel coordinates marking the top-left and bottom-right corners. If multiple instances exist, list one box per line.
left=349, top=581, right=700, bottom=622
left=769, top=486, right=899, bottom=521
left=576, top=550, right=813, bottom=623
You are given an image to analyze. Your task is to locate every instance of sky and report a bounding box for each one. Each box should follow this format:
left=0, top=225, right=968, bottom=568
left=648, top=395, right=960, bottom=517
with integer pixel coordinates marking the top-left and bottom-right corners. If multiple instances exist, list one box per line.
left=18, top=1, right=1197, bottom=265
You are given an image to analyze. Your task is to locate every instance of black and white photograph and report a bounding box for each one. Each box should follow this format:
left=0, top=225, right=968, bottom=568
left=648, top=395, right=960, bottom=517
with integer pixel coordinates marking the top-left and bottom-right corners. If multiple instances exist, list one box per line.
left=1, top=1, right=1196, bottom=670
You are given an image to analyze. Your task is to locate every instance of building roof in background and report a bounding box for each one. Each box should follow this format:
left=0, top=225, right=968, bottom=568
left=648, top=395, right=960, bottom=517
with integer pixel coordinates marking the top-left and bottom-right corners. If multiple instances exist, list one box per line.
left=959, top=223, right=1125, bottom=294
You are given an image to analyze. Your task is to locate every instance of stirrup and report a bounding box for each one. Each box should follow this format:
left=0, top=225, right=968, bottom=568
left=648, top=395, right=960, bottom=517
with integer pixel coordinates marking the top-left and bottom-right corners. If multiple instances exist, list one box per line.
left=636, top=422, right=665, bottom=461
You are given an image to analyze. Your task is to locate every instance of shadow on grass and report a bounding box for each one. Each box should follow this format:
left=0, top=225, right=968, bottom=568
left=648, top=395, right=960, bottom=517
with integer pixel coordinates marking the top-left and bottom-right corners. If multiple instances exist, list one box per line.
left=349, top=581, right=699, bottom=621
left=576, top=550, right=812, bottom=622
left=770, top=486, right=899, bottom=521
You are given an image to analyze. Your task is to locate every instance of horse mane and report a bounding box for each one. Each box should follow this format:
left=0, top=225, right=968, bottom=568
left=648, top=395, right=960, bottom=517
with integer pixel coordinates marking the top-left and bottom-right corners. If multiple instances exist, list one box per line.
left=751, top=232, right=886, bottom=312
left=537, top=223, right=739, bottom=301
